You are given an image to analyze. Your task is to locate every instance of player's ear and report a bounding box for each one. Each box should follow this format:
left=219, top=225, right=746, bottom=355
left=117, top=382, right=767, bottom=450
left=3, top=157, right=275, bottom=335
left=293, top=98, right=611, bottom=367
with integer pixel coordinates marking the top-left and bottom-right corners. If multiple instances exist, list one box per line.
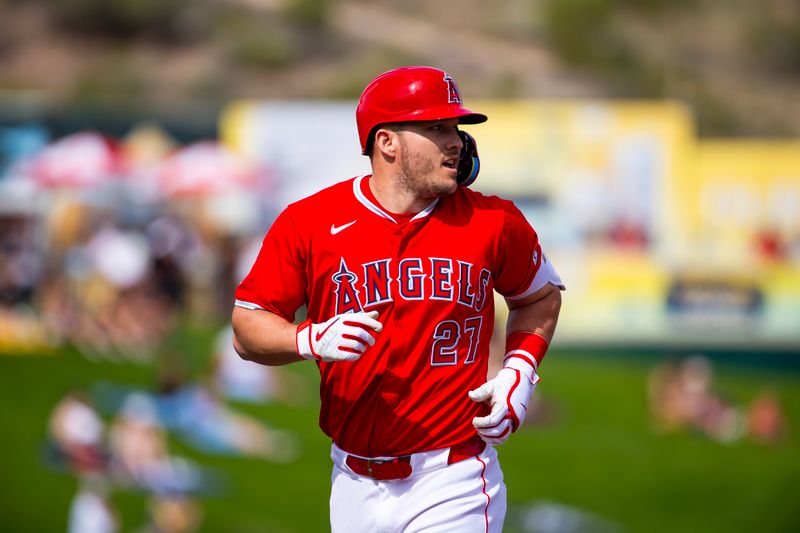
left=373, top=127, right=399, bottom=159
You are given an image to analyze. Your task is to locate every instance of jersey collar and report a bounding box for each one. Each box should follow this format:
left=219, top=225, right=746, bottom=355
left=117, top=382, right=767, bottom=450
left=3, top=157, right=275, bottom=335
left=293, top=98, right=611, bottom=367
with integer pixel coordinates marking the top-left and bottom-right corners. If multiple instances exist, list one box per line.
left=353, top=175, right=439, bottom=224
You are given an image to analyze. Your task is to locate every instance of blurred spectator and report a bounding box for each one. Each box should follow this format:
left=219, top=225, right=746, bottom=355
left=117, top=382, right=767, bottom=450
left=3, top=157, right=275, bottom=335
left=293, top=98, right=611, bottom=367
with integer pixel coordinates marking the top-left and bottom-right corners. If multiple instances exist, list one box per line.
left=648, top=355, right=746, bottom=444
left=211, top=324, right=308, bottom=405
left=87, top=223, right=152, bottom=290
left=0, top=215, right=42, bottom=306
left=695, top=392, right=745, bottom=445
left=677, top=356, right=714, bottom=425
left=36, top=211, right=199, bottom=361
left=145, top=213, right=200, bottom=311
left=47, top=389, right=108, bottom=477
left=68, top=478, right=119, bottom=533
left=212, top=325, right=277, bottom=403
left=109, top=393, right=168, bottom=486
left=0, top=126, right=272, bottom=358
left=154, top=368, right=300, bottom=463
left=0, top=209, right=51, bottom=352
left=108, top=393, right=205, bottom=494
left=747, top=389, right=787, bottom=445
left=47, top=388, right=217, bottom=532
left=138, top=495, right=203, bottom=533
left=647, top=359, right=684, bottom=431
left=93, top=361, right=300, bottom=464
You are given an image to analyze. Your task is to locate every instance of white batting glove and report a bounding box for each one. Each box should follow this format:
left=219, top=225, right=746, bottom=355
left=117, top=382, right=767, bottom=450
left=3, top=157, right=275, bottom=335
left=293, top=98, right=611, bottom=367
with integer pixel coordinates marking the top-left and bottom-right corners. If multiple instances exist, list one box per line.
left=468, top=359, right=539, bottom=445
left=296, top=311, right=383, bottom=362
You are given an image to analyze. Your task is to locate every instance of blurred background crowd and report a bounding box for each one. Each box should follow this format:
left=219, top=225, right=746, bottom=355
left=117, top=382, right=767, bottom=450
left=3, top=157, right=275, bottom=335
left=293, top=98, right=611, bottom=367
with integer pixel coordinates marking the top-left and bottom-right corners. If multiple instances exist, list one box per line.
left=0, top=124, right=272, bottom=356
left=0, top=1, right=798, bottom=532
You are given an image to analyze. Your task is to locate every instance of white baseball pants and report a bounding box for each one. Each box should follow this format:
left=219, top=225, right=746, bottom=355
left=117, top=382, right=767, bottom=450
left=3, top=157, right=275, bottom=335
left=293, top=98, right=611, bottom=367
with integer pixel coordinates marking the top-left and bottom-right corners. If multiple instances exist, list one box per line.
left=329, top=442, right=506, bottom=532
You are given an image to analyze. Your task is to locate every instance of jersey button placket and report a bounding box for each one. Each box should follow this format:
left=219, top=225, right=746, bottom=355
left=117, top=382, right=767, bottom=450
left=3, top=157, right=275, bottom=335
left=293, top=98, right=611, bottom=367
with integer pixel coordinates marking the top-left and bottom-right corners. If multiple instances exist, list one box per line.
left=393, top=227, right=412, bottom=327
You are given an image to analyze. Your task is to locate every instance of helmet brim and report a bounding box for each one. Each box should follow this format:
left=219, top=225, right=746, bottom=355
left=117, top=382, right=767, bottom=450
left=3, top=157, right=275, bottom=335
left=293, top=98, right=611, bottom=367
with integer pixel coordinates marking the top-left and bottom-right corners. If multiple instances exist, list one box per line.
left=401, top=106, right=487, bottom=125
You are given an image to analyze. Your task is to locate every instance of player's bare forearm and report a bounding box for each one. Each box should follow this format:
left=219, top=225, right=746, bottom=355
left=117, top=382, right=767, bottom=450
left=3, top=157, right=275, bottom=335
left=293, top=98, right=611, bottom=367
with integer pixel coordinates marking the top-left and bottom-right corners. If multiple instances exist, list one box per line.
left=505, top=283, right=562, bottom=342
left=231, top=306, right=302, bottom=366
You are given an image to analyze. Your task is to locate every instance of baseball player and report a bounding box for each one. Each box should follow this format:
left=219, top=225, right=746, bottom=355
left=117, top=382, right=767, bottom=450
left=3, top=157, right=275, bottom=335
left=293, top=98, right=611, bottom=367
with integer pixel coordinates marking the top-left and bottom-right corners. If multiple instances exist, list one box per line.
left=232, top=66, right=564, bottom=532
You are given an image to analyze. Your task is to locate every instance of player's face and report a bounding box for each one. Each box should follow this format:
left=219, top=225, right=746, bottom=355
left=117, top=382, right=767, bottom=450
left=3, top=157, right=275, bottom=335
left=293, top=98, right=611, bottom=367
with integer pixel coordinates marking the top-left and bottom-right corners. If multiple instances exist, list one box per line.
left=394, top=119, right=463, bottom=199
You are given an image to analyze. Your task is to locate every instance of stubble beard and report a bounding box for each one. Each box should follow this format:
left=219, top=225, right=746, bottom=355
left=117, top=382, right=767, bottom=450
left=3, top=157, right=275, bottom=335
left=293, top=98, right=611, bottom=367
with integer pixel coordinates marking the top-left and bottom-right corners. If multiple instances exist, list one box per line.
left=397, top=140, right=457, bottom=199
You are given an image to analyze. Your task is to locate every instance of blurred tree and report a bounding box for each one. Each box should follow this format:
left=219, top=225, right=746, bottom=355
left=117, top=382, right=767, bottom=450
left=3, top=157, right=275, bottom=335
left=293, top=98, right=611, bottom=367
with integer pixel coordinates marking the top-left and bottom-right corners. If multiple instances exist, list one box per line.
left=49, top=0, right=204, bottom=43
left=750, top=17, right=800, bottom=75
left=285, top=0, right=331, bottom=30
left=541, top=0, right=616, bottom=66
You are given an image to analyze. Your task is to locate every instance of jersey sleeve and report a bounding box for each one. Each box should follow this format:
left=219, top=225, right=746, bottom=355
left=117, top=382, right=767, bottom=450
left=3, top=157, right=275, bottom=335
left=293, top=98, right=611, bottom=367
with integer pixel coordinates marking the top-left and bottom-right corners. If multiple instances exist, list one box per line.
left=494, top=200, right=563, bottom=298
left=234, top=206, right=308, bottom=322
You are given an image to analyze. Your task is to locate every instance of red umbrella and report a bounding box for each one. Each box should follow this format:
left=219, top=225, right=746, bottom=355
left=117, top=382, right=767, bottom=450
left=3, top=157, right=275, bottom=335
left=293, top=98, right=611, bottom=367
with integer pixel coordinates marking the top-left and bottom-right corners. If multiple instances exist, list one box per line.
left=27, top=132, right=121, bottom=189
left=156, top=141, right=258, bottom=199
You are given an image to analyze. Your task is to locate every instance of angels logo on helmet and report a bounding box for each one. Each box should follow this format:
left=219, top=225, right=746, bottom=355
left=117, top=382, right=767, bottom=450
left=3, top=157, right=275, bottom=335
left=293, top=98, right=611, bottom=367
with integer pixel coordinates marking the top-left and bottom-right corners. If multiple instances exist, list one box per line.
left=443, top=74, right=462, bottom=104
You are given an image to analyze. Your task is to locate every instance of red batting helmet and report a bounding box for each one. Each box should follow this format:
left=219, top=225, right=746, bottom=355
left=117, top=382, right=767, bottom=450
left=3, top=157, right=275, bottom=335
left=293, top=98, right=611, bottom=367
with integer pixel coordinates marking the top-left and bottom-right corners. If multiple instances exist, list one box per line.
left=356, top=66, right=487, bottom=155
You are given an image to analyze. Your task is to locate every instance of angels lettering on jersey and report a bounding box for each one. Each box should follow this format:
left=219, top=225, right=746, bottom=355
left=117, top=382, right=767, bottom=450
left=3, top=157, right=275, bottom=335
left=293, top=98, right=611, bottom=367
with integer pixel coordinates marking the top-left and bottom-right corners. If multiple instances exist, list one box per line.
left=332, top=257, right=491, bottom=314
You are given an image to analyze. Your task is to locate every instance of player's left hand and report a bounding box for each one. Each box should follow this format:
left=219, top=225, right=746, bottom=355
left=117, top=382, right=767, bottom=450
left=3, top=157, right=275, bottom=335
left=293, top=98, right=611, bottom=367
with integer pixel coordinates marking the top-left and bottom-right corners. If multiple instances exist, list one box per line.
left=468, top=362, right=538, bottom=445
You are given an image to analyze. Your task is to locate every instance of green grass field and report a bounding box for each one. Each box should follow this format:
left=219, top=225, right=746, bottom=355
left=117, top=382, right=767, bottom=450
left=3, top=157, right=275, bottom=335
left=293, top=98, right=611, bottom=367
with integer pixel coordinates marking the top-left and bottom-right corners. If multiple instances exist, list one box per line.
left=1, top=329, right=798, bottom=533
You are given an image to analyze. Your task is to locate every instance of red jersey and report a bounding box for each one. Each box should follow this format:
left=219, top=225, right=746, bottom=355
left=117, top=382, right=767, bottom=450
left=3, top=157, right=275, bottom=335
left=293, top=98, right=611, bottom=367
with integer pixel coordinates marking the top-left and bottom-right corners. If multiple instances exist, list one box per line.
left=236, top=175, right=543, bottom=457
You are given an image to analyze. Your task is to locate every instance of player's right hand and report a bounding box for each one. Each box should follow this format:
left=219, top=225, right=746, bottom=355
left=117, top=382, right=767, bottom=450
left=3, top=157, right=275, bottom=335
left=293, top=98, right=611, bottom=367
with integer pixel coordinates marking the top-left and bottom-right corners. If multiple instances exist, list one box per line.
left=296, top=311, right=383, bottom=362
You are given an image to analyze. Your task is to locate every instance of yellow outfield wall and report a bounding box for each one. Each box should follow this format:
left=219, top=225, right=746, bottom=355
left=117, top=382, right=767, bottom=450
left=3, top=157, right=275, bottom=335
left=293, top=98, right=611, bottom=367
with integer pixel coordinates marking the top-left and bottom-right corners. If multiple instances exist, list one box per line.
left=220, top=100, right=800, bottom=349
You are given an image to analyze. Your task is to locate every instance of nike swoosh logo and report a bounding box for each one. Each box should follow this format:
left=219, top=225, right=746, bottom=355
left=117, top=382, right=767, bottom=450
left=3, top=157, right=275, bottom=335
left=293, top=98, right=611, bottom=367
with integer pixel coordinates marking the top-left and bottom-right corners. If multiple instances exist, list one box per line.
left=330, top=220, right=357, bottom=235
left=315, top=317, right=341, bottom=342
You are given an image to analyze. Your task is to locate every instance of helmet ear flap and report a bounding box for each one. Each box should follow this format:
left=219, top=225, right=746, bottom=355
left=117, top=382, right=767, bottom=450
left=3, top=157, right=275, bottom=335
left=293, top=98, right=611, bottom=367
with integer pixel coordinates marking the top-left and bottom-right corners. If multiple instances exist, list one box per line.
left=456, top=130, right=480, bottom=187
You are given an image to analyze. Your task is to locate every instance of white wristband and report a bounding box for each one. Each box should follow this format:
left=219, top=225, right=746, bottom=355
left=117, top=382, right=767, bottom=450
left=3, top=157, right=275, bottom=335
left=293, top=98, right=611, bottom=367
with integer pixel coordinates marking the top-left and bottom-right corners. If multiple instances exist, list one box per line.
left=503, top=356, right=540, bottom=385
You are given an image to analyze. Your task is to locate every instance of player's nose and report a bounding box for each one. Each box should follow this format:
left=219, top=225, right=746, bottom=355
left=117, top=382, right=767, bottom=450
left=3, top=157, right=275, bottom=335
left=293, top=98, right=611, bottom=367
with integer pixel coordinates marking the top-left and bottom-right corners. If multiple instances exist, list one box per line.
left=446, top=127, right=463, bottom=152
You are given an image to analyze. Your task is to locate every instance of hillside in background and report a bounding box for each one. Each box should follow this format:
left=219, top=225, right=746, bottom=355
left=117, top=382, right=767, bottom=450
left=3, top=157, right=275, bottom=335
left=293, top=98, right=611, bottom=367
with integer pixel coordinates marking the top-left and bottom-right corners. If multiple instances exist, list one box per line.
left=0, top=0, right=798, bottom=137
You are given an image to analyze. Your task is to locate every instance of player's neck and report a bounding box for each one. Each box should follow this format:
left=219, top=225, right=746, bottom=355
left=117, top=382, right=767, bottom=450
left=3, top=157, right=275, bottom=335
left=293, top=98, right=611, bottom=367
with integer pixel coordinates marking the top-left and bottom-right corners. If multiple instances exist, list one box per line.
left=369, top=172, right=433, bottom=215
